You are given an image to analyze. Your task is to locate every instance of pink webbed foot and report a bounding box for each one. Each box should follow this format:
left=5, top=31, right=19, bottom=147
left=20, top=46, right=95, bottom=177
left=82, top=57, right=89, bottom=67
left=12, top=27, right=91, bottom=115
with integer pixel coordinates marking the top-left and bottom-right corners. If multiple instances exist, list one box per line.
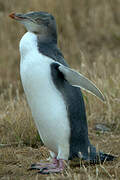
left=29, top=158, right=58, bottom=171
left=38, top=159, right=65, bottom=174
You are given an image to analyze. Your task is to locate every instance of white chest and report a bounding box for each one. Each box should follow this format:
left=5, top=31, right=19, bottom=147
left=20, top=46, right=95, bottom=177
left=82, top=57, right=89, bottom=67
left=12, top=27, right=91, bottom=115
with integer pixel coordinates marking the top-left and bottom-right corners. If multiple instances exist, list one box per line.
left=19, top=32, right=70, bottom=155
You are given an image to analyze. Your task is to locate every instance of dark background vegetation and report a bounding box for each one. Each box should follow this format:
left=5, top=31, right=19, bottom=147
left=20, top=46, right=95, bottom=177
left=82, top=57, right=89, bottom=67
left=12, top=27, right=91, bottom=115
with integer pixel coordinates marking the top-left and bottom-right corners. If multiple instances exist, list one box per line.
left=0, top=0, right=120, bottom=179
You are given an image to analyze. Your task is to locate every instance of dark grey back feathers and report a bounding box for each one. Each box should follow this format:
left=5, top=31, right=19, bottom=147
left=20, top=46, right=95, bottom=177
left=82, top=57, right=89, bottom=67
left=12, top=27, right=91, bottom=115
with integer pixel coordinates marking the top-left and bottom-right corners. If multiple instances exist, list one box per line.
left=37, top=38, right=68, bottom=66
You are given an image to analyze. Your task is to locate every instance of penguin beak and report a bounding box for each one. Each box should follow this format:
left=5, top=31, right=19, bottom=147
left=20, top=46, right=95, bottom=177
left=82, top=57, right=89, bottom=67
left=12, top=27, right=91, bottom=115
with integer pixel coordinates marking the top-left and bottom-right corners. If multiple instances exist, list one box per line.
left=9, top=13, right=28, bottom=21
left=9, top=12, right=40, bottom=32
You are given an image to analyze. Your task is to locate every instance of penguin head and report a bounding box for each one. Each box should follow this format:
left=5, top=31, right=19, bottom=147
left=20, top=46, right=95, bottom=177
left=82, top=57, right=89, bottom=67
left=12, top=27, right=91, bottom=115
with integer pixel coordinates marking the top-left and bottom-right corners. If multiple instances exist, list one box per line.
left=9, top=11, right=57, bottom=39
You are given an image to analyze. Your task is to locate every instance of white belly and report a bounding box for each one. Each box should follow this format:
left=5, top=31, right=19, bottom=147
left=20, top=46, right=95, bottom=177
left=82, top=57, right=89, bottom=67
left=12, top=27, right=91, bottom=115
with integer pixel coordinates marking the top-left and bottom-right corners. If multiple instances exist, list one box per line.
left=20, top=52, right=70, bottom=156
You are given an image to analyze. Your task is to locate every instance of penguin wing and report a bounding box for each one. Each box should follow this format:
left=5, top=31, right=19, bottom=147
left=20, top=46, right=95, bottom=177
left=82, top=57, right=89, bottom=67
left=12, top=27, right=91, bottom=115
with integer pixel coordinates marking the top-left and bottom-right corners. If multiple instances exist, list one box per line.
left=58, top=65, right=105, bottom=102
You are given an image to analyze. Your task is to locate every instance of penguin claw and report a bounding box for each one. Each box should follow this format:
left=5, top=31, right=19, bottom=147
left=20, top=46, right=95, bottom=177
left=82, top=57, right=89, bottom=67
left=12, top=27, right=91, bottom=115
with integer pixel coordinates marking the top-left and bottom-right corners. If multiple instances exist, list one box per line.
left=31, top=162, right=52, bottom=167
left=38, top=168, right=50, bottom=174
left=38, top=167, right=64, bottom=174
left=28, top=160, right=58, bottom=171
left=31, top=163, right=37, bottom=167
left=29, top=157, right=58, bottom=170
left=28, top=164, right=48, bottom=171
left=29, top=159, right=65, bottom=174
left=38, top=159, right=65, bottom=174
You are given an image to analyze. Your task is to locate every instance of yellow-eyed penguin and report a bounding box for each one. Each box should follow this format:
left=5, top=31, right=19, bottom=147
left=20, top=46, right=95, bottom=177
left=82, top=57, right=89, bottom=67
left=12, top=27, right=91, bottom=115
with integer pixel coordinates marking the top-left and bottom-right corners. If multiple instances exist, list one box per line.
left=9, top=11, right=115, bottom=174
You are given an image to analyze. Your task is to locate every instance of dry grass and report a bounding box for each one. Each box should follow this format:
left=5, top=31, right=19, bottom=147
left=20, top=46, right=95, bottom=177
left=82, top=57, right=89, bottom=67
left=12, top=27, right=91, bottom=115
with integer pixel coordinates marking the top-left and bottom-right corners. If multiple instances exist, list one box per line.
left=0, top=0, right=120, bottom=179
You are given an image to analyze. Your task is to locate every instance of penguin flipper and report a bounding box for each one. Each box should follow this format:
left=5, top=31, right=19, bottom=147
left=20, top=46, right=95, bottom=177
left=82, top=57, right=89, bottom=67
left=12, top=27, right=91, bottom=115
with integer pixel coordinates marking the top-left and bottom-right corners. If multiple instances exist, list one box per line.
left=58, top=65, right=105, bottom=102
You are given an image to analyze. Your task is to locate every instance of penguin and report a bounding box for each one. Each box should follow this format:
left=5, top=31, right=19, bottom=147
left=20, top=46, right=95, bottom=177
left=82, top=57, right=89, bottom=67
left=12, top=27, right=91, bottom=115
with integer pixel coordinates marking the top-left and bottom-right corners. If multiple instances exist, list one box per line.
left=9, top=11, right=115, bottom=174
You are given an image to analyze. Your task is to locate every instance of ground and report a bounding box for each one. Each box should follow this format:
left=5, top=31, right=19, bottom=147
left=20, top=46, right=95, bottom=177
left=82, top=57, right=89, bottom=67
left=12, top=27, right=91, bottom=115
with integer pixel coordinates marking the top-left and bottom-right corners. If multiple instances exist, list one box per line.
left=0, top=133, right=120, bottom=180
left=0, top=0, right=120, bottom=179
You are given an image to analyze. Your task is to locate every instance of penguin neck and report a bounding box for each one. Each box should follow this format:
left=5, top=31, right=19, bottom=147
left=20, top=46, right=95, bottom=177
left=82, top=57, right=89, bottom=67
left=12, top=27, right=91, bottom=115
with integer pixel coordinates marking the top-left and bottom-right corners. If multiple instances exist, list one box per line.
left=19, top=31, right=58, bottom=60
left=19, top=32, right=38, bottom=59
left=37, top=32, right=57, bottom=46
left=37, top=32, right=59, bottom=60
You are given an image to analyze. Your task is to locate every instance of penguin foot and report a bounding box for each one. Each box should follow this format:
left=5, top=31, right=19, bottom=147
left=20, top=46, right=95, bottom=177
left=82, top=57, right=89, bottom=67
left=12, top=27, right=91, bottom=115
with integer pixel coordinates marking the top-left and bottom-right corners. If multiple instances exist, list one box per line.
left=38, top=159, right=65, bottom=174
left=28, top=158, right=58, bottom=171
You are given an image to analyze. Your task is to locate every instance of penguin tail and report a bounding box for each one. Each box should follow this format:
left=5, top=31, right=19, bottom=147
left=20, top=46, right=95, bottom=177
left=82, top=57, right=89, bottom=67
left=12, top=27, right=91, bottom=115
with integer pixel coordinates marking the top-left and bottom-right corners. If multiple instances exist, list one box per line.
left=87, top=145, right=117, bottom=164
left=89, top=151, right=117, bottom=164
left=98, top=151, right=117, bottom=163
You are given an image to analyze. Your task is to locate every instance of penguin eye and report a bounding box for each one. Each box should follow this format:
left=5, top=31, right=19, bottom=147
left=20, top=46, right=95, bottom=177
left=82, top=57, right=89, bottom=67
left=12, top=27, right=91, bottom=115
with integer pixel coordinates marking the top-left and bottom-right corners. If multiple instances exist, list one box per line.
left=33, top=31, right=39, bottom=34
left=35, top=18, right=50, bottom=27
left=34, top=18, right=42, bottom=23
left=50, top=16, right=54, bottom=20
